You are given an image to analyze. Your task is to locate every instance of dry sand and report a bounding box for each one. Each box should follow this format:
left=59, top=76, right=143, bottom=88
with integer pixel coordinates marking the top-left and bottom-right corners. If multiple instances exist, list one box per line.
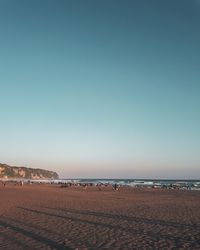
left=0, top=183, right=200, bottom=249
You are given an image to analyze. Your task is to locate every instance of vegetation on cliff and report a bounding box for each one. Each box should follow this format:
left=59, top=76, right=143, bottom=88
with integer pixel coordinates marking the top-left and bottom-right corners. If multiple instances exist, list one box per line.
left=0, top=163, right=59, bottom=179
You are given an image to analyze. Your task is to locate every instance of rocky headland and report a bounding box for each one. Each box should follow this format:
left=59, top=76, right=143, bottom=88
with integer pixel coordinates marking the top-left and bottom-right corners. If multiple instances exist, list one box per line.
left=0, top=163, right=58, bottom=179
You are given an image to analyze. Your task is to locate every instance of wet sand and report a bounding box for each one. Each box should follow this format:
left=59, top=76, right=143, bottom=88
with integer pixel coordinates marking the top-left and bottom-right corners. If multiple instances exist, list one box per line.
left=0, top=184, right=200, bottom=249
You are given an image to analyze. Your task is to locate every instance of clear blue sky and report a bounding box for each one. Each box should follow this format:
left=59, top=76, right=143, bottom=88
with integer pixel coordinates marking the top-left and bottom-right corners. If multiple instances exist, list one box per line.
left=0, top=0, right=200, bottom=178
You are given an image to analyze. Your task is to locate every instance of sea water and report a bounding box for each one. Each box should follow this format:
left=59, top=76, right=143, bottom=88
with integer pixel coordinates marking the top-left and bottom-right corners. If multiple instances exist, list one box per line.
left=6, top=178, right=199, bottom=190
left=53, top=179, right=200, bottom=190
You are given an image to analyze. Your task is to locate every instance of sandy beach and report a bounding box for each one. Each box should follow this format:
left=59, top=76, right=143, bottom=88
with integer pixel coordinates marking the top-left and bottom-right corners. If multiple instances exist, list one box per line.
left=0, top=184, right=200, bottom=249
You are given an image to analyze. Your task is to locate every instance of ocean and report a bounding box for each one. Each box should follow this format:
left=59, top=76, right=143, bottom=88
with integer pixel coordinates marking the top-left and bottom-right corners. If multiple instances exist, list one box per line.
left=4, top=178, right=200, bottom=190
left=54, top=178, right=200, bottom=190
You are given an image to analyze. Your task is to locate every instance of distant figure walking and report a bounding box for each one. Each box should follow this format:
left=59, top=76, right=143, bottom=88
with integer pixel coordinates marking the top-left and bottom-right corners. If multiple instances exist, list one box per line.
left=113, top=184, right=119, bottom=191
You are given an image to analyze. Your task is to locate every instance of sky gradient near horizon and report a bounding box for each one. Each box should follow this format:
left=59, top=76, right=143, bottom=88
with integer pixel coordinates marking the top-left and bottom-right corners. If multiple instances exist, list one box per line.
left=0, top=0, right=200, bottom=178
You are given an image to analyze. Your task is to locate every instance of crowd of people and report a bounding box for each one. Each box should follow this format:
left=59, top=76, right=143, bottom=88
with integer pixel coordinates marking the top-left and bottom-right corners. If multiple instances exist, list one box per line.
left=1, top=180, right=24, bottom=187
left=60, top=182, right=120, bottom=191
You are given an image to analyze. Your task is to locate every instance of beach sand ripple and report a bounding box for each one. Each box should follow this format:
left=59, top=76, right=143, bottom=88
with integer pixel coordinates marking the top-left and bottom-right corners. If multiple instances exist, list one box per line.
left=0, top=184, right=200, bottom=249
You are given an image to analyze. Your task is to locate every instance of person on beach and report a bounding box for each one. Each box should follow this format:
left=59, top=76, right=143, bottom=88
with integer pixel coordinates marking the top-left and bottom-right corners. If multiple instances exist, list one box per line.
left=113, top=183, right=119, bottom=191
left=96, top=183, right=102, bottom=191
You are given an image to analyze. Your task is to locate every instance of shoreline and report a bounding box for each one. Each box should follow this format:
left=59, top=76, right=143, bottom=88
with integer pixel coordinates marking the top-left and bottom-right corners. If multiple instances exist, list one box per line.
left=1, top=178, right=200, bottom=191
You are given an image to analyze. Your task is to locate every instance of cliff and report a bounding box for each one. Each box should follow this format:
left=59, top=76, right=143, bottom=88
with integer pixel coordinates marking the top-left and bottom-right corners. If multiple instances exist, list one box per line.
left=0, top=163, right=59, bottom=179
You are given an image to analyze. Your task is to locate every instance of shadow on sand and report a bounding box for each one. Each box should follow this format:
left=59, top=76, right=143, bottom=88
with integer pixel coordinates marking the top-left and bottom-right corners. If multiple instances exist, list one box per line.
left=16, top=206, right=200, bottom=248
left=44, top=207, right=200, bottom=230
left=0, top=218, right=72, bottom=250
